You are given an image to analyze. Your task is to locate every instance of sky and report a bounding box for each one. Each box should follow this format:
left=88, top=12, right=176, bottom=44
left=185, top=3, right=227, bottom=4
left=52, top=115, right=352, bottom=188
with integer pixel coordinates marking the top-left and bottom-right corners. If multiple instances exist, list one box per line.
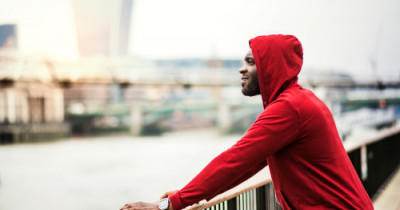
left=0, top=0, right=400, bottom=79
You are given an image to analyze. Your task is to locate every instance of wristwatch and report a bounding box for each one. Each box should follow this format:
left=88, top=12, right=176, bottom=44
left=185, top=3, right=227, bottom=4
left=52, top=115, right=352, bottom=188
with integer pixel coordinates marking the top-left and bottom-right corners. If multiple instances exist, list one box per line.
left=158, top=198, right=170, bottom=210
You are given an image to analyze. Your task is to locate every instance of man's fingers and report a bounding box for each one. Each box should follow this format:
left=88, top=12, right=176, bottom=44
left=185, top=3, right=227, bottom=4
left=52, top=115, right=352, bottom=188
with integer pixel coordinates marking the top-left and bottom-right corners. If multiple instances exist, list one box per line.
left=120, top=203, right=131, bottom=210
left=160, top=192, right=168, bottom=199
left=160, top=190, right=178, bottom=199
left=120, top=202, right=158, bottom=210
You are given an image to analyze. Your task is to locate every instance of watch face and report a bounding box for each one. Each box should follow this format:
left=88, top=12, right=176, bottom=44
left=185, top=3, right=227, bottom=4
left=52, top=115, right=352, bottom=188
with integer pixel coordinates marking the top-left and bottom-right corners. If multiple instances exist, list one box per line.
left=158, top=198, right=169, bottom=209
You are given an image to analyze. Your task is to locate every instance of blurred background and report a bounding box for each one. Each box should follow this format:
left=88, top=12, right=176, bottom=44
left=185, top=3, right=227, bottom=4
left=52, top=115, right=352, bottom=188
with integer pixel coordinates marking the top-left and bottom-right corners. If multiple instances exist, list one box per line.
left=0, top=0, right=400, bottom=210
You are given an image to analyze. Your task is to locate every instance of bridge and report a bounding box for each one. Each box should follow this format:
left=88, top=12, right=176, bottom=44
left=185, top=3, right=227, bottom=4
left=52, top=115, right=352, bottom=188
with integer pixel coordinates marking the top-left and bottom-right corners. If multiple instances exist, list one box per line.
left=64, top=87, right=400, bottom=138
left=129, top=101, right=263, bottom=135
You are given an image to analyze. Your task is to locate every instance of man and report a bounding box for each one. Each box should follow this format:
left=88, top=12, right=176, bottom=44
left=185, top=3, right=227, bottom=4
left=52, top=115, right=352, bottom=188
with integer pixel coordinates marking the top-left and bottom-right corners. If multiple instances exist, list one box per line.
left=121, top=35, right=373, bottom=210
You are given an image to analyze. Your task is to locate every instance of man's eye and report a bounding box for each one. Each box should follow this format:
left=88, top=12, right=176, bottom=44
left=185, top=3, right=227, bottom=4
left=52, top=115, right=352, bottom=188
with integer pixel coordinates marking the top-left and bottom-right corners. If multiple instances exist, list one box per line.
left=247, top=59, right=255, bottom=65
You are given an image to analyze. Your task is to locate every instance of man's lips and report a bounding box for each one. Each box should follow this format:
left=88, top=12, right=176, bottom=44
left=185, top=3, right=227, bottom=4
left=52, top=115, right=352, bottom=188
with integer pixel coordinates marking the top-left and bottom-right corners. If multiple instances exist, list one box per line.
left=241, top=76, right=248, bottom=86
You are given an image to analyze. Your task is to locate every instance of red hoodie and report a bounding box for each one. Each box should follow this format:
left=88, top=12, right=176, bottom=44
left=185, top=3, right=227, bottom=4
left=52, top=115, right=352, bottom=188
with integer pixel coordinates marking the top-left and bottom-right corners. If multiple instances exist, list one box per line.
left=169, top=35, right=373, bottom=210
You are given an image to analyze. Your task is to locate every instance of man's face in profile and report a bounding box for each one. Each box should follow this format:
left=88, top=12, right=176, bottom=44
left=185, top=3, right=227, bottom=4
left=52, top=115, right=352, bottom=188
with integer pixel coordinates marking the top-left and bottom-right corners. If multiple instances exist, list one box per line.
left=239, top=50, right=260, bottom=96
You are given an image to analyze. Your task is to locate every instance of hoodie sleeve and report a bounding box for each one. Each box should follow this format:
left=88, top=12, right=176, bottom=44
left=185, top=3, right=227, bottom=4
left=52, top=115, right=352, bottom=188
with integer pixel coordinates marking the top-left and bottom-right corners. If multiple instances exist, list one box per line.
left=169, top=99, right=299, bottom=210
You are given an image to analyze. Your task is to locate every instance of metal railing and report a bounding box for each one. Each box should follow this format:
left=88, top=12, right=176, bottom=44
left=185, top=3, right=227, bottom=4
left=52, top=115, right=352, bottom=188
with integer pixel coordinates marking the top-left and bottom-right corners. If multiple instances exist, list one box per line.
left=346, top=125, right=400, bottom=199
left=198, top=184, right=281, bottom=210
left=188, top=178, right=281, bottom=210
left=186, top=125, right=400, bottom=210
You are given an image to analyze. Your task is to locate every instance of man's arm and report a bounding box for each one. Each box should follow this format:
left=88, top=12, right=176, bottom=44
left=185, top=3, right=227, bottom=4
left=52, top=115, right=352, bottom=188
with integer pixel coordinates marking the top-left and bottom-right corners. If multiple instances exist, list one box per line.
left=121, top=100, right=298, bottom=210
left=168, top=100, right=299, bottom=210
left=170, top=159, right=266, bottom=208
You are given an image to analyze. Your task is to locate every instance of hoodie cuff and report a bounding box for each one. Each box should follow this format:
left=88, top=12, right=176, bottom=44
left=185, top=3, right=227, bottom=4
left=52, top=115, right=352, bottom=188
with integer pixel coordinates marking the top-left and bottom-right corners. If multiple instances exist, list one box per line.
left=169, top=191, right=184, bottom=210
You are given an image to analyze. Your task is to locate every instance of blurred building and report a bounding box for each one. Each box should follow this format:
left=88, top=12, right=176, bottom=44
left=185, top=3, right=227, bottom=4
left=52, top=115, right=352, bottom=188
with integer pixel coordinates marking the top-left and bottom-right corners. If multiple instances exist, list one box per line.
left=0, top=24, right=18, bottom=50
left=0, top=23, right=70, bottom=143
left=0, top=52, right=69, bottom=144
left=67, top=0, right=134, bottom=135
left=72, top=0, right=133, bottom=57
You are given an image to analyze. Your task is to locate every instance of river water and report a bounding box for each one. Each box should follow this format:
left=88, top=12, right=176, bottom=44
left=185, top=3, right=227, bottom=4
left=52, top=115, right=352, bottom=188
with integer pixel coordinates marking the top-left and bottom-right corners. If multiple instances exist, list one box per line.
left=0, top=129, right=242, bottom=210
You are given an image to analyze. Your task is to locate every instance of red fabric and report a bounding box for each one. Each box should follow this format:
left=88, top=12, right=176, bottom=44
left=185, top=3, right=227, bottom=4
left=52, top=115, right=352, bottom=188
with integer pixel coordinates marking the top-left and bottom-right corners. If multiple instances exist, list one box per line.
left=169, top=35, right=373, bottom=210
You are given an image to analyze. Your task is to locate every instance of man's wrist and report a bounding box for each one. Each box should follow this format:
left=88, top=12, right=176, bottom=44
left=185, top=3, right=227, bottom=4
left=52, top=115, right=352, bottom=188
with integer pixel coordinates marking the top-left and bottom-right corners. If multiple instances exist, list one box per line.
left=158, top=198, right=169, bottom=210
left=159, top=198, right=174, bottom=210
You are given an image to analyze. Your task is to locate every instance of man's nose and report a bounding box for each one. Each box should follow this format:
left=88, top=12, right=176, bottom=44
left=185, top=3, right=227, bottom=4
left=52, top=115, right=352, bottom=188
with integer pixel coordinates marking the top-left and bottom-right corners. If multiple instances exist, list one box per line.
left=238, top=65, right=247, bottom=74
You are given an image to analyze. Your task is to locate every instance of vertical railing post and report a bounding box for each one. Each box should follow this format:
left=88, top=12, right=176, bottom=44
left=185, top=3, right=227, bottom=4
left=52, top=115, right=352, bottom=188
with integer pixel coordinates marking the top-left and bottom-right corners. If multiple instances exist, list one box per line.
left=265, top=182, right=282, bottom=210
left=227, top=197, right=237, bottom=210
left=256, top=186, right=266, bottom=210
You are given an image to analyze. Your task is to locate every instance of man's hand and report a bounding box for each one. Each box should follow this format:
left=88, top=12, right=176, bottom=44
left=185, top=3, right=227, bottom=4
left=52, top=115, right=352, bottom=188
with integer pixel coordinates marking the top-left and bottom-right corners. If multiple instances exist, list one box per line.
left=120, top=190, right=178, bottom=210
left=160, top=190, right=178, bottom=199
left=120, top=202, right=158, bottom=210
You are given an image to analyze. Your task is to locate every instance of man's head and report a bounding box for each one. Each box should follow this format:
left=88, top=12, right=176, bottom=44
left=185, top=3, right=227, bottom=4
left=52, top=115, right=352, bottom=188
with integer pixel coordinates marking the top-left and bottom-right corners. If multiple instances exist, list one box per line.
left=239, top=49, right=260, bottom=96
left=247, top=35, right=303, bottom=106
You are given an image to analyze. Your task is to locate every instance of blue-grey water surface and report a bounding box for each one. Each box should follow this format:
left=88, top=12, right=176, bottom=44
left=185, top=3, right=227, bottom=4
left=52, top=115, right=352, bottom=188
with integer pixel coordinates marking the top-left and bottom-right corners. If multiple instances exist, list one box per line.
left=0, top=129, right=241, bottom=210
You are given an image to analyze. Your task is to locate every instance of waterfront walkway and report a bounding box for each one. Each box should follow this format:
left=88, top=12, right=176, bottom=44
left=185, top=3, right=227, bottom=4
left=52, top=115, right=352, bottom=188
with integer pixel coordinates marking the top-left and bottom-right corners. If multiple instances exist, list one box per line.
left=374, top=166, right=400, bottom=210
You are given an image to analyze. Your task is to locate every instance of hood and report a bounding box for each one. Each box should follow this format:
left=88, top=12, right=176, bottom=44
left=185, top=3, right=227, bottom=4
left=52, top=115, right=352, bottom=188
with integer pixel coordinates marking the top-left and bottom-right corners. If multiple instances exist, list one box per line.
left=249, top=35, right=303, bottom=108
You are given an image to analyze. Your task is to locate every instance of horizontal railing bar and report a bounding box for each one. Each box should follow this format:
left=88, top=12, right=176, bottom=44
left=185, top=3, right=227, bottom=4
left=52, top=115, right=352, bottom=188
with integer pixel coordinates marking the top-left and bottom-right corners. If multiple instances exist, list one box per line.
left=187, top=171, right=271, bottom=210
left=344, top=124, right=400, bottom=152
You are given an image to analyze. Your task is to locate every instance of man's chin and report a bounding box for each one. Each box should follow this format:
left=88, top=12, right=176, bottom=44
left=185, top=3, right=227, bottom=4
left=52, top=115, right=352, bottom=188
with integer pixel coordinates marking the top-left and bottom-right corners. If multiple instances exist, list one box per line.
left=242, top=88, right=260, bottom=97
left=242, top=90, right=255, bottom=96
left=241, top=88, right=247, bottom=96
